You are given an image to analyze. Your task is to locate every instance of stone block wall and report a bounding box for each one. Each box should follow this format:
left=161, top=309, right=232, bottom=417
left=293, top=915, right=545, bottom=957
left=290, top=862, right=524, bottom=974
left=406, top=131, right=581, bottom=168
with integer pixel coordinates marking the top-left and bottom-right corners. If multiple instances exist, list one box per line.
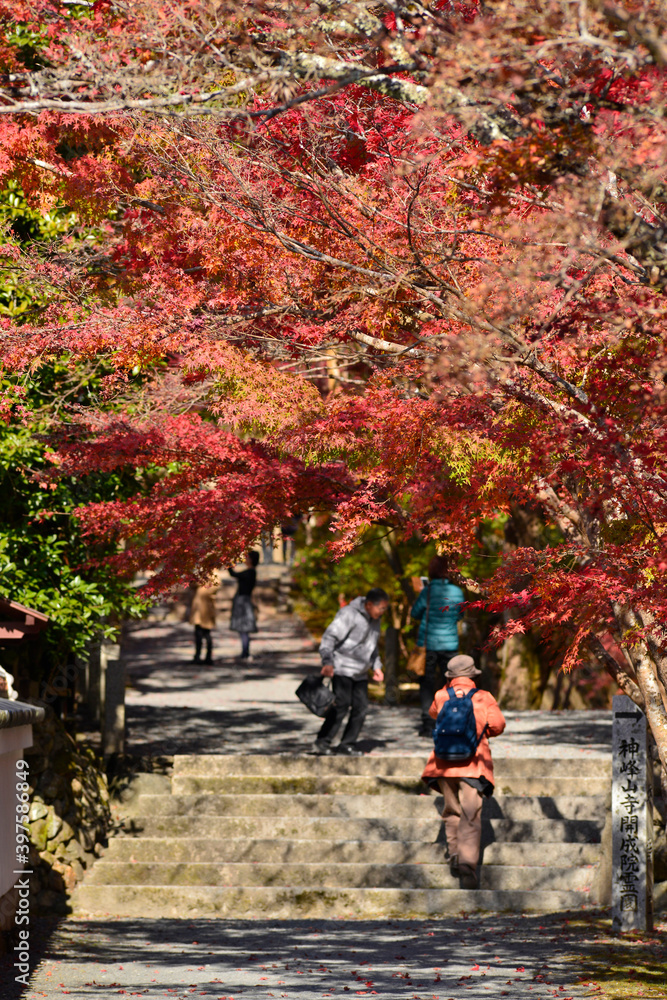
left=23, top=707, right=111, bottom=915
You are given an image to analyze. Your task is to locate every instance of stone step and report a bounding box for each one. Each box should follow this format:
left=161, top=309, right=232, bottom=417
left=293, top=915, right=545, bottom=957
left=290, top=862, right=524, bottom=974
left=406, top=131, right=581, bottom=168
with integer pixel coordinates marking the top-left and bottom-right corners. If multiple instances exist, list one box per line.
left=119, top=814, right=602, bottom=843
left=172, top=753, right=611, bottom=779
left=170, top=774, right=591, bottom=798
left=71, top=883, right=595, bottom=919
left=87, top=743, right=610, bottom=920
left=84, top=860, right=595, bottom=892
left=171, top=775, right=425, bottom=796
left=104, top=836, right=601, bottom=867
left=119, top=792, right=606, bottom=822
left=490, top=818, right=601, bottom=844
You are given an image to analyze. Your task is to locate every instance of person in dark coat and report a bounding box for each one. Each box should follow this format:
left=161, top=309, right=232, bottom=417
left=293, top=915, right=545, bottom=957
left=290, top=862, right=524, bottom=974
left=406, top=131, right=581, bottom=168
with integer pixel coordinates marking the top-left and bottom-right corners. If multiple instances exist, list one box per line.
left=228, top=550, right=259, bottom=660
left=410, top=555, right=465, bottom=737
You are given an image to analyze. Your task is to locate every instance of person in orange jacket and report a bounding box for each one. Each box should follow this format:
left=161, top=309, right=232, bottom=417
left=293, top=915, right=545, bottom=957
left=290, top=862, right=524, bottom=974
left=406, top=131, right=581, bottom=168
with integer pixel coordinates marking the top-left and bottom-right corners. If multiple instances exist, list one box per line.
left=421, top=654, right=506, bottom=889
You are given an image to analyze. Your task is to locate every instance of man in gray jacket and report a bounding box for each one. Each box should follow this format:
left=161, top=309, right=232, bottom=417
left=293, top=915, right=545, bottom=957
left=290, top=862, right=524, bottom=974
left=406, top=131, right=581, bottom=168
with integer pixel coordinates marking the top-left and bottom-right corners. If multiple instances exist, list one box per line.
left=314, top=588, right=389, bottom=756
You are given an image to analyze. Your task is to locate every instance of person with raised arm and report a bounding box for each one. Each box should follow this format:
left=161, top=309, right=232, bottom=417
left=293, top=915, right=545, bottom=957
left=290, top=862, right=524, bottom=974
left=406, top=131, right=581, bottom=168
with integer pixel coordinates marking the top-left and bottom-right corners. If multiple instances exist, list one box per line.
left=228, top=550, right=260, bottom=661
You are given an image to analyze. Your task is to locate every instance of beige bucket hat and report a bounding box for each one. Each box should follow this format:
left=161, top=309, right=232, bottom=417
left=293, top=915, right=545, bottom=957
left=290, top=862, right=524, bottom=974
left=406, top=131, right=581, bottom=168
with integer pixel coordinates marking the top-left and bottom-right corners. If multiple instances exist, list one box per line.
left=445, top=654, right=482, bottom=679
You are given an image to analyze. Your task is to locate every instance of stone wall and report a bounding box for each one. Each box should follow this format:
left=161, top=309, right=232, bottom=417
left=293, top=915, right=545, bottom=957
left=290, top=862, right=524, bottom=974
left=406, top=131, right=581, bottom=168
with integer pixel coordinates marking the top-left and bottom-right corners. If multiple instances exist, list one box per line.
left=23, top=707, right=110, bottom=916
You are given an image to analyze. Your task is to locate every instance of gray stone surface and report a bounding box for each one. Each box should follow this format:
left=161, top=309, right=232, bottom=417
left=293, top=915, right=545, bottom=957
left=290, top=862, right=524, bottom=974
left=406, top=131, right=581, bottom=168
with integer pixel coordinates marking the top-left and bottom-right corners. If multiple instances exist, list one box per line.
left=19, top=913, right=596, bottom=1000
left=115, top=790, right=607, bottom=821
left=121, top=612, right=612, bottom=759
left=72, top=884, right=597, bottom=920
left=101, top=643, right=125, bottom=757
left=102, top=837, right=601, bottom=867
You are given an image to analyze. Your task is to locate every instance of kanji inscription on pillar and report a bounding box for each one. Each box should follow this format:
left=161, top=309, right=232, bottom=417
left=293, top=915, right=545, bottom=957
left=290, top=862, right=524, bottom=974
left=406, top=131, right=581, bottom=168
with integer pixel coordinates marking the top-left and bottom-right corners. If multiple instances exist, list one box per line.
left=612, top=694, right=653, bottom=932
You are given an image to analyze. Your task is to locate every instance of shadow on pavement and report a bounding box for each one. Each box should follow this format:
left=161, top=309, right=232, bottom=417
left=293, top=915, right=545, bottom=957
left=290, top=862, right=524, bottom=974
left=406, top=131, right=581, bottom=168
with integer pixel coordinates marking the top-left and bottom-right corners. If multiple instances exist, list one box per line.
left=125, top=655, right=317, bottom=700
left=126, top=704, right=319, bottom=756
left=500, top=716, right=612, bottom=749
left=1, top=916, right=61, bottom=1000
left=124, top=702, right=432, bottom=757
left=12, top=910, right=664, bottom=1000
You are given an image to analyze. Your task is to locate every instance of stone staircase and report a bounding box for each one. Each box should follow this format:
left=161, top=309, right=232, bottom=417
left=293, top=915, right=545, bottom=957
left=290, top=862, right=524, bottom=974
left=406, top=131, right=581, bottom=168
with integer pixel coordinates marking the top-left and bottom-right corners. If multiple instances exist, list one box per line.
left=72, top=753, right=611, bottom=918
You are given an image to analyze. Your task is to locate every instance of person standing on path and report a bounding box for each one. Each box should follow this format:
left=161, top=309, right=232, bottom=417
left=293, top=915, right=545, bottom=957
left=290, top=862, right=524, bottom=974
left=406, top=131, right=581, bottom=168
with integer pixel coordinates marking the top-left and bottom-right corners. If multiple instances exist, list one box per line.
left=228, top=550, right=259, bottom=660
left=421, top=654, right=506, bottom=889
left=314, top=588, right=388, bottom=757
left=190, top=572, right=220, bottom=664
left=410, top=555, right=465, bottom=737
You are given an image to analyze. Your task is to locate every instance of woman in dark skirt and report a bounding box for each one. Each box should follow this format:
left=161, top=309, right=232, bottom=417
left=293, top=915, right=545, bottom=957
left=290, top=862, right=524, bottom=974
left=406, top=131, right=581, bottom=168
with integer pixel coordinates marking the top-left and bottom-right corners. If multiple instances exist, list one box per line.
left=228, top=550, right=260, bottom=659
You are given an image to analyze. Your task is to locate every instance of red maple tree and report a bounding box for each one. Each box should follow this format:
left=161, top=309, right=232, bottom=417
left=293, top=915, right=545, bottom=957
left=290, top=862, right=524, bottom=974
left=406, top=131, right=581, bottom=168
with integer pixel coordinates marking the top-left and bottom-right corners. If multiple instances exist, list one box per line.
left=3, top=1, right=667, bottom=776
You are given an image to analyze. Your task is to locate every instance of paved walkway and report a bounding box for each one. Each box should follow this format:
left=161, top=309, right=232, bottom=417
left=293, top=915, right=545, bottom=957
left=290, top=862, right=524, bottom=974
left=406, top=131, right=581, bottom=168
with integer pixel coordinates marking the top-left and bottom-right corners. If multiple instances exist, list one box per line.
left=15, top=912, right=604, bottom=1000
left=7, top=602, right=631, bottom=1000
left=120, top=609, right=612, bottom=759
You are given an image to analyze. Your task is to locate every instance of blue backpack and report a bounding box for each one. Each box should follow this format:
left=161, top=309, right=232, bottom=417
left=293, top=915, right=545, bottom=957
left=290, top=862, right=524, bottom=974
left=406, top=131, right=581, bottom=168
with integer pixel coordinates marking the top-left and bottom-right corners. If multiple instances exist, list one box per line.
left=433, top=687, right=486, bottom=761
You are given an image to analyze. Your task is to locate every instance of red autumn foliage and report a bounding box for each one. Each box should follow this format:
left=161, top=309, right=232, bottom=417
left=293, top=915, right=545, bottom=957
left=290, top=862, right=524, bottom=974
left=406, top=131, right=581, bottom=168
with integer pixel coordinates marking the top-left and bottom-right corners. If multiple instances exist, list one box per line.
left=2, top=1, right=667, bottom=770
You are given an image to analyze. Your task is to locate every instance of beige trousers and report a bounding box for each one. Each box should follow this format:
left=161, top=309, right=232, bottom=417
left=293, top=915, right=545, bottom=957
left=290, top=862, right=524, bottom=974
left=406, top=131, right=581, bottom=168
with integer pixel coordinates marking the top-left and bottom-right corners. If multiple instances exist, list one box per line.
left=438, top=777, right=483, bottom=868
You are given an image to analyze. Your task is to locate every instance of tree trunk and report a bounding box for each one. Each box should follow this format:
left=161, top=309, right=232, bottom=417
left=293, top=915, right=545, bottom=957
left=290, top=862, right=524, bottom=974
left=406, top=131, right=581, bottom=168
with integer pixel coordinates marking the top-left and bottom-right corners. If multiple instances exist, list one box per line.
left=497, top=632, right=542, bottom=710
left=586, top=633, right=645, bottom=708
left=379, top=532, right=416, bottom=606
left=612, top=604, right=667, bottom=820
left=633, top=648, right=667, bottom=789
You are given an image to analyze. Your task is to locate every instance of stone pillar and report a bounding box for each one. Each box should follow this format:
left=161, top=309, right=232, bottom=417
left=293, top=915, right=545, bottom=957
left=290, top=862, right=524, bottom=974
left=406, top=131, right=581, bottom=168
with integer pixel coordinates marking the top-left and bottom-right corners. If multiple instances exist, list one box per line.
left=100, top=644, right=125, bottom=757
left=383, top=625, right=399, bottom=705
left=612, top=694, right=653, bottom=932
left=75, top=654, right=87, bottom=712
left=86, top=642, right=101, bottom=726
left=272, top=526, right=284, bottom=564
left=260, top=530, right=274, bottom=564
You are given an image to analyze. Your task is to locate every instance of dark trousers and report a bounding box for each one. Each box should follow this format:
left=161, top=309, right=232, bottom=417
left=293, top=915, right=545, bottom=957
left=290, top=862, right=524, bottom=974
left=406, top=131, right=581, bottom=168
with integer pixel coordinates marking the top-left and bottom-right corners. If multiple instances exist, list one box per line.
left=419, top=650, right=456, bottom=726
left=194, top=625, right=212, bottom=663
left=317, top=675, right=369, bottom=747
left=239, top=631, right=251, bottom=658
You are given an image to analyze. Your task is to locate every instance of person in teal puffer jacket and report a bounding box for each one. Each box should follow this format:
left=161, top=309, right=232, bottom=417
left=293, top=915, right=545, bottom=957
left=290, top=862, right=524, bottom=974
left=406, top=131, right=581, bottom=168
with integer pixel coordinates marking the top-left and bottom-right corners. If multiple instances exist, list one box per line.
left=410, top=555, right=466, bottom=737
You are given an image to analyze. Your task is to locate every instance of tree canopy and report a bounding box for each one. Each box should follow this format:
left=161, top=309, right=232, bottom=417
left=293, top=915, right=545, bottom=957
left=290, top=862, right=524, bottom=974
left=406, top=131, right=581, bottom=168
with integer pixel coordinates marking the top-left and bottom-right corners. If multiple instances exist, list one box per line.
left=3, top=1, right=667, bottom=772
